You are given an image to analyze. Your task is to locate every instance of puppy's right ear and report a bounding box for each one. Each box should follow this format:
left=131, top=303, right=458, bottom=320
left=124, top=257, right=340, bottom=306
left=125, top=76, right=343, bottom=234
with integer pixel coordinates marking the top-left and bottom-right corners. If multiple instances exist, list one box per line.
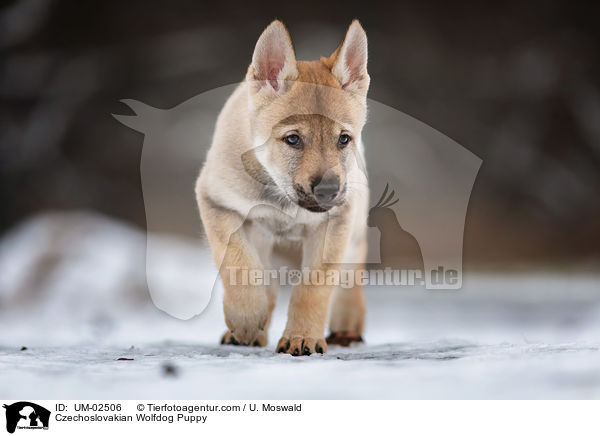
left=248, top=20, right=297, bottom=93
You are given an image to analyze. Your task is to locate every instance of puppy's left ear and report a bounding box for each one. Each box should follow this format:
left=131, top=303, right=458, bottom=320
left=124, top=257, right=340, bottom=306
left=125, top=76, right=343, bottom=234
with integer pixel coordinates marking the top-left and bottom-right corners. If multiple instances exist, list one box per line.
left=331, top=20, right=370, bottom=95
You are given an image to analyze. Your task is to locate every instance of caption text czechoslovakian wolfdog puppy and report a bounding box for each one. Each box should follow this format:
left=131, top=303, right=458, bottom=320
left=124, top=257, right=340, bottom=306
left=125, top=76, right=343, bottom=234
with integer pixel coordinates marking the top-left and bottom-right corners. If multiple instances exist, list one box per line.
left=196, top=20, right=370, bottom=355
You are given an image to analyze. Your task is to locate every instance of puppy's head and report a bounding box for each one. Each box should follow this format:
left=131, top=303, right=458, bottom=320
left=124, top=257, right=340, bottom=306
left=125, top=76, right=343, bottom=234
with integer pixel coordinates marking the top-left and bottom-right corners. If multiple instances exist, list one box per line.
left=246, top=20, right=369, bottom=212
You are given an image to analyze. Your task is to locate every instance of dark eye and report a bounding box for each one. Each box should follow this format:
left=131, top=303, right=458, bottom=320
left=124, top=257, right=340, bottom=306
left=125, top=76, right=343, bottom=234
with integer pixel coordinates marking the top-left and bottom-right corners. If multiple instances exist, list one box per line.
left=283, top=134, right=302, bottom=148
left=338, top=134, right=351, bottom=148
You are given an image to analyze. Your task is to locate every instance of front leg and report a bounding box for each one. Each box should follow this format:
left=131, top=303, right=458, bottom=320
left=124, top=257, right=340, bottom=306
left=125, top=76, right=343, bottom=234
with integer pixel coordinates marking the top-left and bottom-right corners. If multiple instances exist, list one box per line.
left=220, top=222, right=278, bottom=347
left=277, top=285, right=332, bottom=355
left=198, top=194, right=274, bottom=346
left=277, top=217, right=351, bottom=355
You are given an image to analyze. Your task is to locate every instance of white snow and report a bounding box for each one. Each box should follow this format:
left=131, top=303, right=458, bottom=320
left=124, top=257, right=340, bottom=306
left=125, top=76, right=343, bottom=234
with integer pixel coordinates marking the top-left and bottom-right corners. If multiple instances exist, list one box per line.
left=1, top=212, right=599, bottom=399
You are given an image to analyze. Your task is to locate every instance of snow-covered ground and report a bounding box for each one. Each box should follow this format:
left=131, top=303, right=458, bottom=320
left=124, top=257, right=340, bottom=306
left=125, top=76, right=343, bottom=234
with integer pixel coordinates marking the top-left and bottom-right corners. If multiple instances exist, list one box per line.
left=1, top=212, right=599, bottom=399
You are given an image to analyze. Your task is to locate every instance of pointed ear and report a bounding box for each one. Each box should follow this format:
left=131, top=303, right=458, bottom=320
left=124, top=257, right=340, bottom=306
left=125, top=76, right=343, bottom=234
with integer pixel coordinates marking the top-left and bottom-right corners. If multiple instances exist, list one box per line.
left=331, top=20, right=370, bottom=95
left=248, top=20, right=298, bottom=92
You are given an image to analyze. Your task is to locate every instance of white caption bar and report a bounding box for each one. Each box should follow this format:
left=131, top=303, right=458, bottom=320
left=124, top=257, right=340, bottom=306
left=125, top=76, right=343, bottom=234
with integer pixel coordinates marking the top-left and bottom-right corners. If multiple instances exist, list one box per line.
left=0, top=400, right=597, bottom=436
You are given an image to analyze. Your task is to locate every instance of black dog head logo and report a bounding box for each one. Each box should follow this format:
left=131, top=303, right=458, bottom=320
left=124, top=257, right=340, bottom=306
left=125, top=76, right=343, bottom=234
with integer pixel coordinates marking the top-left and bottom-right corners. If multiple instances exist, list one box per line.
left=3, top=402, right=50, bottom=434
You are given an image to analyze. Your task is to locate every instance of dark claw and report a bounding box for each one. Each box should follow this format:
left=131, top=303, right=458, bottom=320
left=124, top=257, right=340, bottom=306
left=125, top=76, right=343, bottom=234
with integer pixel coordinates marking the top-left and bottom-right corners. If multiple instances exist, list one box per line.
left=316, top=344, right=324, bottom=354
left=229, top=337, right=240, bottom=346
left=277, top=340, right=290, bottom=353
left=303, top=346, right=311, bottom=356
left=292, top=348, right=300, bottom=356
left=252, top=340, right=260, bottom=346
left=220, top=336, right=226, bottom=345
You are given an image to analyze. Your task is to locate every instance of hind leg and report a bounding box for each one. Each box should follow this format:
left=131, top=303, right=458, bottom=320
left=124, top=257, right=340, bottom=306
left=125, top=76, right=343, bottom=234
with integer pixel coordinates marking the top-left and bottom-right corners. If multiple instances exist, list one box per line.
left=327, top=281, right=365, bottom=346
left=328, top=217, right=368, bottom=346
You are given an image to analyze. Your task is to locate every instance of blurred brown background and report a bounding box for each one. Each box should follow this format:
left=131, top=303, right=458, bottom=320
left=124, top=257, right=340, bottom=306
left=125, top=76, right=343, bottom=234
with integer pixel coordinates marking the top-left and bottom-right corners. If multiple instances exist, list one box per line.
left=2, top=0, right=599, bottom=268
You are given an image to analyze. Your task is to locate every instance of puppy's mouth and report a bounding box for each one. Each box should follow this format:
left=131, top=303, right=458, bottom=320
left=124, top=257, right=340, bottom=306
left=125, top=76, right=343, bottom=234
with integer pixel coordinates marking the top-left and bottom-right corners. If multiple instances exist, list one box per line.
left=293, top=184, right=347, bottom=213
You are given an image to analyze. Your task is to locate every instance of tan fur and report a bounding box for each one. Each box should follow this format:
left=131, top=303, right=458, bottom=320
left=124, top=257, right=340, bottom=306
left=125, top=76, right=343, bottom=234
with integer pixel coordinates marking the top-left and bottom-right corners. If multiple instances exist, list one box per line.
left=196, top=20, right=370, bottom=355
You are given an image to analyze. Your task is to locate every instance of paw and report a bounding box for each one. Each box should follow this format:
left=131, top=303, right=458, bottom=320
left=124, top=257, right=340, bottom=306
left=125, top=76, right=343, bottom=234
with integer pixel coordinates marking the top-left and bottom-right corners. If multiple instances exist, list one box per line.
left=276, top=336, right=327, bottom=356
left=220, top=329, right=267, bottom=347
left=326, top=331, right=363, bottom=346
left=223, top=293, right=270, bottom=346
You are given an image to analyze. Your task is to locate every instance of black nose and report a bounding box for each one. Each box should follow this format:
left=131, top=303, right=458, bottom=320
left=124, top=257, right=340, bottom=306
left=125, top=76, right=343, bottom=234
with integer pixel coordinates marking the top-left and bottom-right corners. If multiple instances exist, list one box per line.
left=311, top=176, right=340, bottom=203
